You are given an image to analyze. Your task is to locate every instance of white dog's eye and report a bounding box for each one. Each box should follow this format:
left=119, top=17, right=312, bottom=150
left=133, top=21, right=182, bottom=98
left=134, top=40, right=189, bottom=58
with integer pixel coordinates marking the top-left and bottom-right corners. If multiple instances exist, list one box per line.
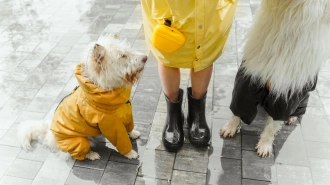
left=121, top=54, right=127, bottom=58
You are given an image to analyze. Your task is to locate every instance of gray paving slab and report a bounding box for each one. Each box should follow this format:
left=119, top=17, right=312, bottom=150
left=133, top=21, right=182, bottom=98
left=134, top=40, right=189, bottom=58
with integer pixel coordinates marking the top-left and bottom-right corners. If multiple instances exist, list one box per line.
left=309, top=157, right=330, bottom=185
left=242, top=134, right=259, bottom=151
left=171, top=170, right=206, bottom=185
left=274, top=125, right=310, bottom=167
left=100, top=161, right=138, bottom=185
left=134, top=177, right=170, bottom=185
left=174, top=144, right=209, bottom=173
left=0, top=123, right=20, bottom=147
left=212, top=105, right=236, bottom=120
left=304, top=141, right=330, bottom=159
left=65, top=167, right=103, bottom=185
left=5, top=158, right=42, bottom=180
left=0, top=176, right=33, bottom=185
left=207, top=157, right=241, bottom=185
left=32, top=154, right=75, bottom=185
left=276, top=164, right=313, bottom=185
left=242, top=150, right=277, bottom=182
left=0, top=145, right=21, bottom=178
left=138, top=149, right=175, bottom=180
left=242, top=179, right=277, bottom=185
left=301, top=115, right=330, bottom=142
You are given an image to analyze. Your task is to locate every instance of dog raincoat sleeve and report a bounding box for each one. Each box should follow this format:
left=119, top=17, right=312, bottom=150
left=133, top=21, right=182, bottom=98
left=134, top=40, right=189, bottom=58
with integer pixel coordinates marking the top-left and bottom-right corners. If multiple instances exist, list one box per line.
left=141, top=0, right=238, bottom=72
left=50, top=63, right=134, bottom=160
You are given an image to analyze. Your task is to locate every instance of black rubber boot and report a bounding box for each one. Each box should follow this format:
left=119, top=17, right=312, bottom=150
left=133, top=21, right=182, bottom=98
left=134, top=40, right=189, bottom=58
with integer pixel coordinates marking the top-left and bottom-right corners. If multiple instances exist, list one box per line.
left=162, top=89, right=184, bottom=151
left=187, top=87, right=211, bottom=146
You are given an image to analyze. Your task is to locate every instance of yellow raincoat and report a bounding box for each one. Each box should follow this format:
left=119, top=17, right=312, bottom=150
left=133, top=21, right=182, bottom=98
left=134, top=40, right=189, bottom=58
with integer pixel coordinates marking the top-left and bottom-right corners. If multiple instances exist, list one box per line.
left=50, top=63, right=134, bottom=160
left=141, top=0, right=237, bottom=71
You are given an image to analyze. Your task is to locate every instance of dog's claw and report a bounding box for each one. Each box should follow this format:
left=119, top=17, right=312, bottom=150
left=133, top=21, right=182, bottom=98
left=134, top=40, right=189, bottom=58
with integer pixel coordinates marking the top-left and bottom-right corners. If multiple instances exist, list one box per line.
left=255, top=142, right=273, bottom=157
left=220, top=123, right=239, bottom=138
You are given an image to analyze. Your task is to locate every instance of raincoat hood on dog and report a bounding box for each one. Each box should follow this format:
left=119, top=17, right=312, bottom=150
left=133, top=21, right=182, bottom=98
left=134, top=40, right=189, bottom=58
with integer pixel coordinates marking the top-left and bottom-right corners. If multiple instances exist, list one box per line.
left=76, top=63, right=132, bottom=110
left=50, top=63, right=134, bottom=160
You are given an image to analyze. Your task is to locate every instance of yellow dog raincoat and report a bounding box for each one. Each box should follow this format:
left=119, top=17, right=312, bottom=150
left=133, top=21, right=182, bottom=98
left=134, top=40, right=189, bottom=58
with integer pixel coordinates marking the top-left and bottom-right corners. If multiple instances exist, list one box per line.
left=50, top=63, right=134, bottom=160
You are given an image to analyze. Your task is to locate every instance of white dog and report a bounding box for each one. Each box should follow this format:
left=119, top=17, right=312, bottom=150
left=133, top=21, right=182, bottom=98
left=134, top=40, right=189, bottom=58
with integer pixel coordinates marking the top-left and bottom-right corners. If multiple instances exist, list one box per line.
left=18, top=34, right=147, bottom=160
left=220, top=0, right=330, bottom=157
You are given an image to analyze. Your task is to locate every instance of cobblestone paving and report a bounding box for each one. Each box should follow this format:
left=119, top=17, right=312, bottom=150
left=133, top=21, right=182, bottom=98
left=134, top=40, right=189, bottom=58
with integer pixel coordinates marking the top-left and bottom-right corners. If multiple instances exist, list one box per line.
left=0, top=0, right=330, bottom=184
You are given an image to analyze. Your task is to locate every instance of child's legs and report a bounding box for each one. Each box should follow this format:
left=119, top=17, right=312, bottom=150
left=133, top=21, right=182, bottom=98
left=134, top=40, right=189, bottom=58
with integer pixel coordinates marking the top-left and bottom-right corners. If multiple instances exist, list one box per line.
left=190, top=64, right=213, bottom=99
left=158, top=64, right=181, bottom=102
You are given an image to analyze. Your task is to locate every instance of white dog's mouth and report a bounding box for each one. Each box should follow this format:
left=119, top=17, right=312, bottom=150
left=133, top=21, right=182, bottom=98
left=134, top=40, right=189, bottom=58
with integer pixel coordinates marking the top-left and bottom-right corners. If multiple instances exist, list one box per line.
left=125, top=55, right=147, bottom=84
left=125, top=66, right=145, bottom=84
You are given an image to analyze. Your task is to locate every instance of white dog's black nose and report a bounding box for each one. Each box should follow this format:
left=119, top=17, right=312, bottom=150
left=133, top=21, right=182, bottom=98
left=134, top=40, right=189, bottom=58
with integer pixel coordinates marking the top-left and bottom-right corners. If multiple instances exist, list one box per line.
left=140, top=55, right=148, bottom=63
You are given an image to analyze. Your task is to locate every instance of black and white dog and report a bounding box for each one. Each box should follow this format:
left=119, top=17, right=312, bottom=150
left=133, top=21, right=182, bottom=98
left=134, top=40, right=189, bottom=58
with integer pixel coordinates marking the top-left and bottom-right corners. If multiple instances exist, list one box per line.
left=220, top=0, right=330, bottom=157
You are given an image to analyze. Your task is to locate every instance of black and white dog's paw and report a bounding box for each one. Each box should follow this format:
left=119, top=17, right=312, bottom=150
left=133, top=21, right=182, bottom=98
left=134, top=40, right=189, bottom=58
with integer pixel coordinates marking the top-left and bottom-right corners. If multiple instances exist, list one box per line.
left=255, top=139, right=273, bottom=157
left=220, top=115, right=241, bottom=138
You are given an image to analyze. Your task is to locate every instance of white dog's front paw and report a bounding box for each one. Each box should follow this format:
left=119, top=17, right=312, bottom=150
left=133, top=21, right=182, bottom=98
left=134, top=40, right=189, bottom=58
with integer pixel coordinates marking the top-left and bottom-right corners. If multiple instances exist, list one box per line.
left=220, top=116, right=241, bottom=138
left=85, top=151, right=100, bottom=161
left=220, top=123, right=238, bottom=138
left=124, top=150, right=139, bottom=159
left=128, top=130, right=140, bottom=139
left=255, top=140, right=273, bottom=157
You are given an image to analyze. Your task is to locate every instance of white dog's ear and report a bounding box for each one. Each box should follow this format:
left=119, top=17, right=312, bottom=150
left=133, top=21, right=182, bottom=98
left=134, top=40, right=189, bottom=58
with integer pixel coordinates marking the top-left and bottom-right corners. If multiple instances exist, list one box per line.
left=92, top=44, right=105, bottom=63
left=91, top=44, right=106, bottom=73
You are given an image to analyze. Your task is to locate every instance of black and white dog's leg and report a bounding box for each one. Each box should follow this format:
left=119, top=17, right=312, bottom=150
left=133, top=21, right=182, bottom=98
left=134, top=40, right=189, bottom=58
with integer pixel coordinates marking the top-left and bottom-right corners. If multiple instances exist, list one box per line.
left=220, top=114, right=241, bottom=138
left=255, top=115, right=283, bottom=157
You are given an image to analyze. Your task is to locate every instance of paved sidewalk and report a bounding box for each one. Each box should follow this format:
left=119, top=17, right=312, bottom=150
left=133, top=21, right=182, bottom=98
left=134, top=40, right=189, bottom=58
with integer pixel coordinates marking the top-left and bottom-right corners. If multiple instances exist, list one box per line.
left=1, top=0, right=330, bottom=184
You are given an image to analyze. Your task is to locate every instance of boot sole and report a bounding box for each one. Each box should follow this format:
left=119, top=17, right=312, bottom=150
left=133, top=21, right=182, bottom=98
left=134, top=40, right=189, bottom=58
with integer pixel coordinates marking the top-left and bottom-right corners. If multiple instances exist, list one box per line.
left=162, top=140, right=183, bottom=152
left=188, top=136, right=210, bottom=146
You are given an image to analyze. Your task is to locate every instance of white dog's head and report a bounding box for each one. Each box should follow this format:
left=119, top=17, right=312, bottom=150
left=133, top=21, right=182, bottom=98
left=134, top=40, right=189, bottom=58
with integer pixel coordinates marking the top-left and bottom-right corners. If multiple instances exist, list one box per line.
left=81, top=34, right=147, bottom=90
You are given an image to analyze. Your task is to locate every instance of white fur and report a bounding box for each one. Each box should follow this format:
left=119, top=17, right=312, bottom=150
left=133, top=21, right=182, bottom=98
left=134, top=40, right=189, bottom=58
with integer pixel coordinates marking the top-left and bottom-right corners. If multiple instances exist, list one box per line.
left=221, top=0, right=329, bottom=157
left=18, top=34, right=147, bottom=161
left=85, top=151, right=101, bottom=161
left=81, top=33, right=147, bottom=90
left=255, top=115, right=283, bottom=157
left=242, top=0, right=330, bottom=100
left=17, top=120, right=100, bottom=160
left=124, top=150, right=139, bottom=159
left=17, top=120, right=58, bottom=152
left=220, top=114, right=286, bottom=157
left=220, top=115, right=241, bottom=137
left=128, top=130, right=141, bottom=139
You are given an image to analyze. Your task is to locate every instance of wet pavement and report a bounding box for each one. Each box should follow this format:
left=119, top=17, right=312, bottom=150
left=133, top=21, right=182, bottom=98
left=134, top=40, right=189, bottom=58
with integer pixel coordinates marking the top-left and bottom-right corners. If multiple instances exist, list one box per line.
left=1, top=0, right=330, bottom=184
